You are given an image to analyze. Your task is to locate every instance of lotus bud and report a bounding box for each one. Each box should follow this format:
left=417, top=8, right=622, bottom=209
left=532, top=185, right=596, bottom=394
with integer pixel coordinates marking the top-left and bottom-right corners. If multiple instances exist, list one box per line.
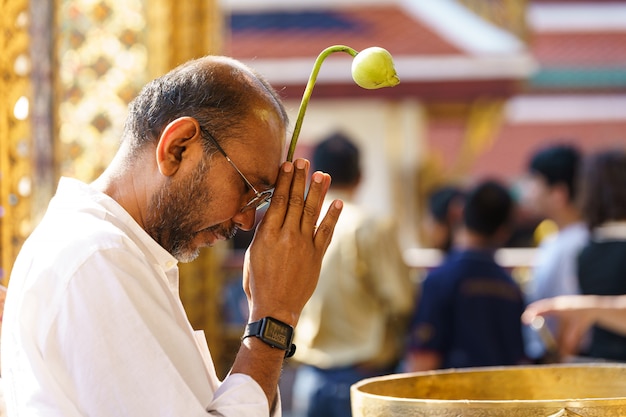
left=351, top=47, right=400, bottom=90
left=287, top=45, right=400, bottom=161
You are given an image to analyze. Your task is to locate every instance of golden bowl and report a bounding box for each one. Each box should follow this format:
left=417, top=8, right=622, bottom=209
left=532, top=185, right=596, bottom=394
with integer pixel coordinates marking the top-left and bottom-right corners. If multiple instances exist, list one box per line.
left=351, top=364, right=626, bottom=416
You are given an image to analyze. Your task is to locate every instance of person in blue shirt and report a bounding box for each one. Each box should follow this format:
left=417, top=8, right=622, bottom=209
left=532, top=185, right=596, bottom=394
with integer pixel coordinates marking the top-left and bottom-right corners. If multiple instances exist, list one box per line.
left=521, top=144, right=589, bottom=362
left=576, top=149, right=626, bottom=362
left=403, top=180, right=527, bottom=371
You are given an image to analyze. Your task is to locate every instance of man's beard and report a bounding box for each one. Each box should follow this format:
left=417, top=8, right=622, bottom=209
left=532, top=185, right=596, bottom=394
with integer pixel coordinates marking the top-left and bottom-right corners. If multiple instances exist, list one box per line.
left=145, top=158, right=237, bottom=262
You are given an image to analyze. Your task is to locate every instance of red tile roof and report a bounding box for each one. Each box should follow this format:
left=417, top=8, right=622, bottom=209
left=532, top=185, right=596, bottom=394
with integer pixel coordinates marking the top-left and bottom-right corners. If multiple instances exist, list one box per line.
left=226, top=4, right=534, bottom=100
left=225, top=5, right=463, bottom=60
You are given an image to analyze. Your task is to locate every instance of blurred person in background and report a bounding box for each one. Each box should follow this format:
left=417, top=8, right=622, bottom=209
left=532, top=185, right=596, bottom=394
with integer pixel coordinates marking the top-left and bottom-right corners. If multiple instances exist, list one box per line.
left=291, top=132, right=415, bottom=417
left=576, top=148, right=626, bottom=362
left=423, top=185, right=465, bottom=254
left=403, top=180, right=527, bottom=372
left=521, top=144, right=589, bottom=362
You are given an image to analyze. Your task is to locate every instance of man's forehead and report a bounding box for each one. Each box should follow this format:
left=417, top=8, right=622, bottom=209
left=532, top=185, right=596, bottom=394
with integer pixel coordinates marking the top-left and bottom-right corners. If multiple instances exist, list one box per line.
left=239, top=109, right=285, bottom=157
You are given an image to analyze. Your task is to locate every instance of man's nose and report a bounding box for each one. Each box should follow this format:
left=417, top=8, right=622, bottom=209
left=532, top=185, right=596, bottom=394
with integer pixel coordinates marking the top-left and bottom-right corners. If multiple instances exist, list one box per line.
left=233, top=208, right=257, bottom=232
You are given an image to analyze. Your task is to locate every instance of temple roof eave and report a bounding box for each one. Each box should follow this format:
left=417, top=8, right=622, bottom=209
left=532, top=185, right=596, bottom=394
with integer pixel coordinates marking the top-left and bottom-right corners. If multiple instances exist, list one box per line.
left=244, top=52, right=538, bottom=85
left=243, top=52, right=538, bottom=100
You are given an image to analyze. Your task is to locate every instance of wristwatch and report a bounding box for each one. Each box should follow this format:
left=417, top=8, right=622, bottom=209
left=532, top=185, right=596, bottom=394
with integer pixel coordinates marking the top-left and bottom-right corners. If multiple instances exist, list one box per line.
left=243, top=317, right=296, bottom=358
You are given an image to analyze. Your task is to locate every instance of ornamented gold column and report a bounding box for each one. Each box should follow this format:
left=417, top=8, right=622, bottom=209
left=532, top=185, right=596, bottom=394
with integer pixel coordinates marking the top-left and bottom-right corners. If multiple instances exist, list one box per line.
left=146, top=0, right=223, bottom=78
left=55, top=0, right=149, bottom=182
left=0, top=0, right=32, bottom=286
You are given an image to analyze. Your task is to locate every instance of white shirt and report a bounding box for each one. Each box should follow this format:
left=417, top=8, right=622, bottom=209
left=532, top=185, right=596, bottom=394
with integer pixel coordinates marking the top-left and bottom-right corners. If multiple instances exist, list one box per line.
left=1, top=178, right=271, bottom=417
left=524, top=222, right=590, bottom=359
left=528, top=222, right=589, bottom=301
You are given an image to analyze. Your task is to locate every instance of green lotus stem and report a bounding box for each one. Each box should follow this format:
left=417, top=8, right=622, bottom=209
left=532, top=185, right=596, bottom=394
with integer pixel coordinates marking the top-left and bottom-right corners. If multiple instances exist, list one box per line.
left=286, top=45, right=358, bottom=162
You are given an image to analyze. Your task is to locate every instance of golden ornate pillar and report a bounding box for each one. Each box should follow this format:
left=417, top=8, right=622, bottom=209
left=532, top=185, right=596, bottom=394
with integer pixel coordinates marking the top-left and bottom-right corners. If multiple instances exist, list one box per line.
left=55, top=0, right=149, bottom=182
left=0, top=0, right=32, bottom=286
left=146, top=0, right=223, bottom=78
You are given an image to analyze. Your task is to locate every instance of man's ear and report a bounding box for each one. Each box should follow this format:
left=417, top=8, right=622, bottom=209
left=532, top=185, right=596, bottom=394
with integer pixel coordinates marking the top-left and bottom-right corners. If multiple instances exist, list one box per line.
left=156, top=117, right=202, bottom=176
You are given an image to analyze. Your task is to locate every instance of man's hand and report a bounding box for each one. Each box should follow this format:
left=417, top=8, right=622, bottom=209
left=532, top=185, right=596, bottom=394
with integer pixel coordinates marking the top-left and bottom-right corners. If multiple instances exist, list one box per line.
left=522, top=295, right=599, bottom=357
left=243, top=158, right=342, bottom=326
left=230, top=159, right=341, bottom=409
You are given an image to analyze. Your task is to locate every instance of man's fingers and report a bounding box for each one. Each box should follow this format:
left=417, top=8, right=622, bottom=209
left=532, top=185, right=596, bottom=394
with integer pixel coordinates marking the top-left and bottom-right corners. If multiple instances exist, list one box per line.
left=314, top=199, right=343, bottom=250
left=261, top=161, right=294, bottom=227
left=301, top=172, right=331, bottom=232
left=283, top=159, right=309, bottom=227
left=259, top=158, right=339, bottom=249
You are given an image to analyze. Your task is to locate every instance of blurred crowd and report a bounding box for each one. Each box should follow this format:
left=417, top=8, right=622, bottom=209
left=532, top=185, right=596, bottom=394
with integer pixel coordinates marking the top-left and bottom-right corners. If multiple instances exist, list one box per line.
left=287, top=132, right=626, bottom=417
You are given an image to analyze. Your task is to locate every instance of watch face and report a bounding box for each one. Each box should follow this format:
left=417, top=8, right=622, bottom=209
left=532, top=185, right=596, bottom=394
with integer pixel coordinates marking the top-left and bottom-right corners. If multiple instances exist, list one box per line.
left=263, top=318, right=293, bottom=349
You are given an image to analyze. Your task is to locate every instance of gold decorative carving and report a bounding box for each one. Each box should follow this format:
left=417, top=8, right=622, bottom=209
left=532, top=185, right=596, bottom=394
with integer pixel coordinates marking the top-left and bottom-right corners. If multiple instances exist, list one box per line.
left=55, top=0, right=148, bottom=183
left=0, top=0, right=32, bottom=285
left=146, top=0, right=223, bottom=79
left=547, top=409, right=586, bottom=417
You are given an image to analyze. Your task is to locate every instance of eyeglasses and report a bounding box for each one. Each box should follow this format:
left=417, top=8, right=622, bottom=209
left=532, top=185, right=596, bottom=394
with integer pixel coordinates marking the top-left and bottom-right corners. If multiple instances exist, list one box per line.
left=201, top=127, right=273, bottom=212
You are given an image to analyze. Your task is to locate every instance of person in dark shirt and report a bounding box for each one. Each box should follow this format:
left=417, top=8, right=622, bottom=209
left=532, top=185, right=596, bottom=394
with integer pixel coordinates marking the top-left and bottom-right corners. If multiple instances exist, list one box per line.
left=577, top=149, right=626, bottom=361
left=403, top=180, right=527, bottom=371
left=521, top=144, right=589, bottom=362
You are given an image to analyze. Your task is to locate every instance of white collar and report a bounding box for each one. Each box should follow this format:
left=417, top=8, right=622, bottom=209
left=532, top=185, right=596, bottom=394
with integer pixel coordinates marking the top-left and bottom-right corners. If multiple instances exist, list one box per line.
left=593, top=221, right=626, bottom=241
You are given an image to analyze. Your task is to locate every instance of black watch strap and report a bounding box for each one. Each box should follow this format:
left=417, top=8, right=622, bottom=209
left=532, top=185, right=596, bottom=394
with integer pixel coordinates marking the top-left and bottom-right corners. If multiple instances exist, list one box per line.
left=243, top=320, right=263, bottom=339
left=243, top=317, right=296, bottom=358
